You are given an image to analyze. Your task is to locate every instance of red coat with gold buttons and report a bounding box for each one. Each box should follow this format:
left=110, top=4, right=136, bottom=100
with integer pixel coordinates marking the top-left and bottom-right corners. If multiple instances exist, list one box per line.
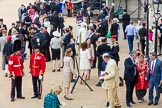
left=29, top=53, right=46, bottom=76
left=8, top=53, right=24, bottom=76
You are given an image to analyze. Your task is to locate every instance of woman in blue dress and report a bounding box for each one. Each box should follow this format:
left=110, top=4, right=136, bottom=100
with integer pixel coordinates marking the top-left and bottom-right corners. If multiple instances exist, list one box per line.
left=44, top=85, right=63, bottom=108
left=59, top=0, right=63, bottom=14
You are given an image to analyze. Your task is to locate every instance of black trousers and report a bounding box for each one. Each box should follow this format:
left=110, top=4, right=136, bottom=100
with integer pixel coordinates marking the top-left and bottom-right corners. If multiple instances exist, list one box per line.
left=140, top=39, right=145, bottom=55
left=92, top=45, right=97, bottom=68
left=11, top=76, right=22, bottom=99
left=32, top=76, right=41, bottom=96
left=136, top=89, right=147, bottom=100
left=122, top=24, right=127, bottom=39
left=67, top=9, right=71, bottom=17
left=159, top=36, right=162, bottom=53
left=45, top=47, right=51, bottom=62
left=125, top=79, right=136, bottom=104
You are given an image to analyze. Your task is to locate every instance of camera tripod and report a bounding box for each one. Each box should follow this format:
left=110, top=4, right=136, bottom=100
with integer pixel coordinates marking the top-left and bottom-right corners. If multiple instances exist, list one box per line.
left=70, top=58, right=93, bottom=93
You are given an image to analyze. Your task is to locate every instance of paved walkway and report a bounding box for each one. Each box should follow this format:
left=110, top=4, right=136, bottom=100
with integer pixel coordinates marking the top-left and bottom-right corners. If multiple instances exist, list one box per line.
left=0, top=0, right=162, bottom=108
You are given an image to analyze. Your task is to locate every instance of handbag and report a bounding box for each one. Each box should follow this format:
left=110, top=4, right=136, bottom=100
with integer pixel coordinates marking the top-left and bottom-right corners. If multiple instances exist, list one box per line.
left=106, top=31, right=111, bottom=38
left=89, top=57, right=93, bottom=62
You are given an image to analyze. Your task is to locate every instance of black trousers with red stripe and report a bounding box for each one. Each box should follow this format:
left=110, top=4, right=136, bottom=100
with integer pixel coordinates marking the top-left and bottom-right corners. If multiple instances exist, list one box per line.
left=11, top=76, right=22, bottom=99
left=32, top=76, right=41, bottom=96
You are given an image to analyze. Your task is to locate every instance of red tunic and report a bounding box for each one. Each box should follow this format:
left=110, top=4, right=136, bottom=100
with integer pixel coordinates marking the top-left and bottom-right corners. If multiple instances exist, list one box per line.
left=135, top=61, right=149, bottom=90
left=29, top=53, right=46, bottom=76
left=67, top=1, right=72, bottom=10
left=8, top=53, right=24, bottom=76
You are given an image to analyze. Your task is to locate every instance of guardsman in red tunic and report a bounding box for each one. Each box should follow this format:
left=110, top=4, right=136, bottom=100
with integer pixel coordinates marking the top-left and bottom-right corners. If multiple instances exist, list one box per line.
left=30, top=37, right=46, bottom=99
left=8, top=39, right=25, bottom=102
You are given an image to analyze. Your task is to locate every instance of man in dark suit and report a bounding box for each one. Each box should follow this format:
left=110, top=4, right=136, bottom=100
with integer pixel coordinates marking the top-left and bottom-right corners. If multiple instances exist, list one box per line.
left=96, top=38, right=111, bottom=86
left=85, top=7, right=93, bottom=24
left=63, top=28, right=72, bottom=51
left=0, top=18, right=7, bottom=37
left=51, top=11, right=59, bottom=29
left=44, top=1, right=50, bottom=13
left=159, top=19, right=162, bottom=55
left=122, top=9, right=130, bottom=40
left=124, top=51, right=138, bottom=107
left=98, top=21, right=107, bottom=37
left=138, top=22, right=147, bottom=55
left=50, top=0, right=56, bottom=13
left=147, top=52, right=162, bottom=106
left=97, top=10, right=106, bottom=22
left=24, top=13, right=32, bottom=28
left=58, top=14, right=64, bottom=35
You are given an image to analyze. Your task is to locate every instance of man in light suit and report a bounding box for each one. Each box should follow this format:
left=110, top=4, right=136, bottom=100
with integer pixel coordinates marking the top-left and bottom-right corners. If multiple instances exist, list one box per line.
left=101, top=53, right=121, bottom=108
left=147, top=52, right=162, bottom=106
left=124, top=51, right=138, bottom=107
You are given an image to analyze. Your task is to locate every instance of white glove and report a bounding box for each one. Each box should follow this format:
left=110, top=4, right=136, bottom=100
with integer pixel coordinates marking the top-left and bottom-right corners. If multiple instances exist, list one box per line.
left=39, top=75, right=43, bottom=80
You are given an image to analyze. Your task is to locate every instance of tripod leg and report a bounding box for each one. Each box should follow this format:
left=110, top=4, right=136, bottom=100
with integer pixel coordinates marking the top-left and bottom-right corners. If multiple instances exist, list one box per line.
left=70, top=76, right=80, bottom=93
left=79, top=76, right=93, bottom=91
left=71, top=57, right=93, bottom=93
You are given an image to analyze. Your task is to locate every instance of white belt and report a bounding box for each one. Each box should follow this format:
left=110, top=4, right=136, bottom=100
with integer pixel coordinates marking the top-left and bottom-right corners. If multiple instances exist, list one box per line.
left=13, top=64, right=21, bottom=67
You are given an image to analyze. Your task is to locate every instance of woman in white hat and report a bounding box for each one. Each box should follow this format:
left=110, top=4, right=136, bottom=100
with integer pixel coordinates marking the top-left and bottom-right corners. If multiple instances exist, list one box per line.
left=50, top=31, right=63, bottom=72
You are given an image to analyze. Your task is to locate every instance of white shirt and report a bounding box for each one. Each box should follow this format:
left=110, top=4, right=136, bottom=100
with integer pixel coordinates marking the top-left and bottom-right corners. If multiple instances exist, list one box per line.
left=50, top=37, right=63, bottom=49
left=77, top=27, right=87, bottom=44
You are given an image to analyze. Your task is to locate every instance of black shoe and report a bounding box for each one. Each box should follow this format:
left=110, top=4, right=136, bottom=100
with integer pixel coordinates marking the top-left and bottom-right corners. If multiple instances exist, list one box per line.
left=11, top=98, right=14, bottom=102
left=148, top=102, right=153, bottom=105
left=91, top=66, right=95, bottom=69
left=52, top=69, right=55, bottom=72
left=95, top=82, right=101, bottom=87
left=31, top=95, right=38, bottom=99
left=38, top=95, right=41, bottom=99
left=57, top=69, right=60, bottom=72
left=126, top=103, right=131, bottom=107
left=64, top=95, right=73, bottom=100
left=130, top=100, right=136, bottom=104
left=153, top=103, right=158, bottom=106
left=106, top=101, right=109, bottom=107
left=60, top=66, right=63, bottom=68
left=5, top=73, right=8, bottom=77
left=115, top=105, right=121, bottom=108
left=17, top=96, right=25, bottom=99
left=71, top=79, right=75, bottom=83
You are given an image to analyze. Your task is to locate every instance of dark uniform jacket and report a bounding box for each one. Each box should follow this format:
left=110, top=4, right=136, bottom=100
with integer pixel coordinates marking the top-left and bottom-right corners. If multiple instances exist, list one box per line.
left=97, top=43, right=111, bottom=70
